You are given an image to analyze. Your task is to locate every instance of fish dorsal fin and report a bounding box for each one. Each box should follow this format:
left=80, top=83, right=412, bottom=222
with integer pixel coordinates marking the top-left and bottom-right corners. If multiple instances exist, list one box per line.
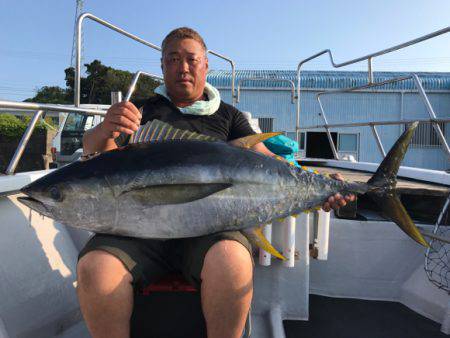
left=242, top=226, right=287, bottom=260
left=229, top=132, right=283, bottom=149
left=130, top=119, right=219, bottom=144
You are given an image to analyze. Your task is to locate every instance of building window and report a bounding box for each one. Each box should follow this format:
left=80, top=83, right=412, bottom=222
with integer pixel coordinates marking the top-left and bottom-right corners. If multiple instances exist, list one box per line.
left=285, top=132, right=305, bottom=150
left=258, top=117, right=274, bottom=133
left=409, top=122, right=446, bottom=148
left=338, top=133, right=358, bottom=152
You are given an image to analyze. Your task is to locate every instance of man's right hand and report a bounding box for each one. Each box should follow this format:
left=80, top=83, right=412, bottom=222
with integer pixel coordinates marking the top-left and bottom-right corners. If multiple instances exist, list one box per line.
left=99, top=101, right=142, bottom=139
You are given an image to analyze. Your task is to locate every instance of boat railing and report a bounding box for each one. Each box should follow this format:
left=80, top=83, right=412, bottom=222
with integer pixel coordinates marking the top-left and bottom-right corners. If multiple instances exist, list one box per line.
left=0, top=101, right=107, bottom=175
left=75, top=13, right=237, bottom=106
left=295, top=26, right=450, bottom=159
left=295, top=26, right=450, bottom=289
left=297, top=73, right=450, bottom=162
left=207, top=50, right=237, bottom=106
left=124, top=71, right=164, bottom=102
left=236, top=77, right=297, bottom=104
left=74, top=13, right=161, bottom=107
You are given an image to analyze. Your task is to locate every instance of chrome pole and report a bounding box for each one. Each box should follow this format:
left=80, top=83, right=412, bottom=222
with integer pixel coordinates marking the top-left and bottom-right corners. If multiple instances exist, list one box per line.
left=124, top=71, right=164, bottom=102
left=299, top=117, right=449, bottom=130
left=412, top=74, right=450, bottom=162
left=317, top=95, right=339, bottom=160
left=5, top=110, right=44, bottom=175
left=75, top=13, right=162, bottom=106
left=298, top=27, right=450, bottom=71
left=368, top=57, right=373, bottom=84
left=237, top=78, right=296, bottom=104
left=295, top=26, right=449, bottom=148
left=110, top=91, right=122, bottom=105
left=207, top=50, right=236, bottom=106
left=0, top=100, right=106, bottom=116
left=370, top=124, right=386, bottom=157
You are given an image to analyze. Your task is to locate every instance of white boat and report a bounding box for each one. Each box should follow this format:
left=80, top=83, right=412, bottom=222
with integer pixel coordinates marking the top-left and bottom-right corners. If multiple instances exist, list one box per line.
left=0, top=13, right=449, bottom=338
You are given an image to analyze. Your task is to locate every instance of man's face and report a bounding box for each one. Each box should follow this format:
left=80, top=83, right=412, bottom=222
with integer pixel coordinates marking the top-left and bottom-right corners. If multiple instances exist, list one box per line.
left=161, top=38, right=208, bottom=104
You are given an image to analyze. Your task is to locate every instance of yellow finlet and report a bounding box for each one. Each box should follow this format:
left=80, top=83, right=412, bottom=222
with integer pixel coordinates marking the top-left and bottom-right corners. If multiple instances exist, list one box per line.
left=229, top=132, right=282, bottom=149
left=252, top=227, right=287, bottom=261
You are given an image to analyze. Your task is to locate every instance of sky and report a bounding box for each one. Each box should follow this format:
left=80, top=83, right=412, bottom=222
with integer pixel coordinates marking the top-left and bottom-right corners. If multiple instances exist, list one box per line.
left=0, top=0, right=449, bottom=101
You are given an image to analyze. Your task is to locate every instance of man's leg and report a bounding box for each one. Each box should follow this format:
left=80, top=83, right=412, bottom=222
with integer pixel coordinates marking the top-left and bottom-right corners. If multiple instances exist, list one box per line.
left=77, top=250, right=133, bottom=338
left=200, top=240, right=253, bottom=338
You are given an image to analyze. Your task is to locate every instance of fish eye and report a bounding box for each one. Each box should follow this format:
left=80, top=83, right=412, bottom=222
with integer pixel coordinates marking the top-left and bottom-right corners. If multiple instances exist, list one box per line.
left=49, top=186, right=63, bottom=201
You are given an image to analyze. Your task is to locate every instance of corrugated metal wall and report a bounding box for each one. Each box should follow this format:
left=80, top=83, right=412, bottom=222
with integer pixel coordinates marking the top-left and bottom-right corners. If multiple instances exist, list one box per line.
left=209, top=71, right=450, bottom=171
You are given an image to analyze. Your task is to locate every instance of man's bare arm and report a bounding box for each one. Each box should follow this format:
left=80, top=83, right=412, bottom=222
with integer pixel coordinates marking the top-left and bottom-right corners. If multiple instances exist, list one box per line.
left=83, top=102, right=142, bottom=154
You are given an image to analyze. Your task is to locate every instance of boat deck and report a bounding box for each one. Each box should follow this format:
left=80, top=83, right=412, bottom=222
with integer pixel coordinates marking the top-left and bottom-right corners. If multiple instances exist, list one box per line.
left=299, top=162, right=449, bottom=224
left=284, top=295, right=448, bottom=338
left=305, top=165, right=449, bottom=197
left=129, top=292, right=448, bottom=337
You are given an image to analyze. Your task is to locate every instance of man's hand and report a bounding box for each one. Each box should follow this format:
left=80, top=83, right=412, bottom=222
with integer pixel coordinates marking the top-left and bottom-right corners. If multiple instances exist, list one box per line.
left=322, top=173, right=356, bottom=212
left=99, top=102, right=142, bottom=139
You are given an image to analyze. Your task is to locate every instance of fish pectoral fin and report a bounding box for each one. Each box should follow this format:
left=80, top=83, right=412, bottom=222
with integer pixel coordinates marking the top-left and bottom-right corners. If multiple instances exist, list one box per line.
left=229, top=132, right=283, bottom=149
left=242, top=226, right=287, bottom=261
left=121, top=183, right=232, bottom=205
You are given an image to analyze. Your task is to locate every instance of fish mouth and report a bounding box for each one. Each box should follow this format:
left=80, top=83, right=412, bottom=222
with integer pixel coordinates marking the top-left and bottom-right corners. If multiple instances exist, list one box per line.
left=17, top=196, right=51, bottom=217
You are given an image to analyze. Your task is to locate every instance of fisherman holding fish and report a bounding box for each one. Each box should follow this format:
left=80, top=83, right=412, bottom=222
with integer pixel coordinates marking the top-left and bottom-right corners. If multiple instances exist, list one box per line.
left=75, top=28, right=354, bottom=338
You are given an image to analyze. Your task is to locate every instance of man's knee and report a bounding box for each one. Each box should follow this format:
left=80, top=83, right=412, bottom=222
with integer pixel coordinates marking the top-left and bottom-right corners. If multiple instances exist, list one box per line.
left=201, top=240, right=253, bottom=288
left=77, top=250, right=133, bottom=294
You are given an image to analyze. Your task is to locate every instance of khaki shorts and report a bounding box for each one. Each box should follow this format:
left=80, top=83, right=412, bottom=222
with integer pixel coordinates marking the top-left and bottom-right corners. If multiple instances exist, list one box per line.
left=78, top=231, right=252, bottom=291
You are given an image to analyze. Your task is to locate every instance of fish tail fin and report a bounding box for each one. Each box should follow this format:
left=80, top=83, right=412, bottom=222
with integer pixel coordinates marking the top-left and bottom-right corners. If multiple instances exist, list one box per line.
left=366, top=121, right=428, bottom=247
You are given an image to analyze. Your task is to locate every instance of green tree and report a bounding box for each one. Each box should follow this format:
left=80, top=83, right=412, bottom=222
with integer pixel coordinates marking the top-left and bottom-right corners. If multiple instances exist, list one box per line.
left=24, top=86, right=71, bottom=104
left=26, top=60, right=161, bottom=106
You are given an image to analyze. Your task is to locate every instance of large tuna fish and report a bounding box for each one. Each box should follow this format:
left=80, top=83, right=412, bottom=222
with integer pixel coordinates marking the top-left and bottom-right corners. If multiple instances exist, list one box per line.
left=18, top=120, right=428, bottom=257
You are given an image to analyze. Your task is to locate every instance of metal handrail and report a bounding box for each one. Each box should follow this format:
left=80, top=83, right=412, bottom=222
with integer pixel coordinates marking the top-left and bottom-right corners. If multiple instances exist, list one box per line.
left=300, top=118, right=450, bottom=130
left=5, top=110, right=44, bottom=175
left=75, top=13, right=162, bottom=107
left=75, top=13, right=237, bottom=107
left=124, top=71, right=164, bottom=102
left=295, top=26, right=450, bottom=146
left=0, top=100, right=107, bottom=115
left=308, top=74, right=450, bottom=161
left=207, top=49, right=236, bottom=106
left=236, top=78, right=296, bottom=103
left=1, top=100, right=107, bottom=175
left=297, top=118, right=450, bottom=162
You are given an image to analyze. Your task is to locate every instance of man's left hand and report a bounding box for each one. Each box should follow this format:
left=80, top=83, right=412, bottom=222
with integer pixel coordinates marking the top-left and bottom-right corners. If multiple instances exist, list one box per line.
left=322, top=173, right=356, bottom=212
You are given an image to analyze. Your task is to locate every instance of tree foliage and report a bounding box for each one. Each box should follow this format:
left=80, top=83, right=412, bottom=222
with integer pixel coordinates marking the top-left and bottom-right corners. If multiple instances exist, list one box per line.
left=24, top=86, right=71, bottom=104
left=26, top=60, right=160, bottom=106
left=0, top=114, right=48, bottom=139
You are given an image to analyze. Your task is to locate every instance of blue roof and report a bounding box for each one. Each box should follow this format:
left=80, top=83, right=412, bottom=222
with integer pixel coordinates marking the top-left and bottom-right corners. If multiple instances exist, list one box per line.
left=206, top=70, right=450, bottom=91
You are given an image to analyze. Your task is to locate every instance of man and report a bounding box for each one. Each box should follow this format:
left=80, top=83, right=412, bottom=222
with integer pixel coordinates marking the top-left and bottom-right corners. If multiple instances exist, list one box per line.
left=78, top=27, right=353, bottom=338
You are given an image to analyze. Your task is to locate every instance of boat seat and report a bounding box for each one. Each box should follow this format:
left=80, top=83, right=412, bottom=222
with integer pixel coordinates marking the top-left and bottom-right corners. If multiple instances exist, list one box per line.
left=131, top=274, right=250, bottom=337
left=140, top=274, right=197, bottom=294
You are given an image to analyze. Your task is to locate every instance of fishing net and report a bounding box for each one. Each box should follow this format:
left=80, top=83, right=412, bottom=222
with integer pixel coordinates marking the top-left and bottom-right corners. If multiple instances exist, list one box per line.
left=424, top=196, right=450, bottom=293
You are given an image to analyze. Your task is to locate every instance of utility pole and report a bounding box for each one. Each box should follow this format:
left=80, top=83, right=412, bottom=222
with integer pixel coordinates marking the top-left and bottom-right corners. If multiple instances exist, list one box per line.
left=70, top=0, right=84, bottom=68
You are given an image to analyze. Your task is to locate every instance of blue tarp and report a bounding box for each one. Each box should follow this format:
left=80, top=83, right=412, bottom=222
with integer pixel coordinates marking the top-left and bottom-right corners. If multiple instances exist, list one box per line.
left=264, top=135, right=300, bottom=168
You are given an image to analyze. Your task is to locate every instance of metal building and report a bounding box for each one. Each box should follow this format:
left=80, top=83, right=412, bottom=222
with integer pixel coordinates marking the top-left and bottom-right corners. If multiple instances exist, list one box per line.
left=207, top=70, right=450, bottom=171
